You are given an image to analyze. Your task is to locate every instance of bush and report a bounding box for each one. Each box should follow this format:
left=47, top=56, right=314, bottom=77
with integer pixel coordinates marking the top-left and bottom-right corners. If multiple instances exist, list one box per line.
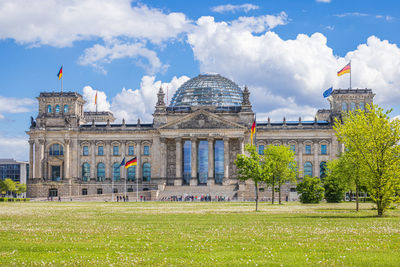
left=324, top=175, right=347, bottom=203
left=297, top=176, right=325, bottom=204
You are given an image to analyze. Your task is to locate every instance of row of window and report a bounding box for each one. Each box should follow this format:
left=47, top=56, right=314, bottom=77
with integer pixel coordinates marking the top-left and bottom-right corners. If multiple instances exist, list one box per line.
left=304, top=161, right=327, bottom=178
left=50, top=187, right=141, bottom=197
left=47, top=104, right=68, bottom=113
left=82, top=145, right=149, bottom=156
left=341, top=102, right=365, bottom=111
left=48, top=143, right=150, bottom=157
left=81, top=162, right=151, bottom=182
left=258, top=144, right=328, bottom=155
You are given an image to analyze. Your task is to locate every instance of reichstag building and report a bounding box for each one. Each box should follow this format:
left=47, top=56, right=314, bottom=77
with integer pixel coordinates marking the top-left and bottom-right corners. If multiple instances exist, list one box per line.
left=27, top=74, right=374, bottom=200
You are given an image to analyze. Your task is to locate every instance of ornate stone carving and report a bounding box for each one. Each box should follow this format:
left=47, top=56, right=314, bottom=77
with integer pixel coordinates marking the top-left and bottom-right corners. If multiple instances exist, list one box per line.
left=166, top=140, right=176, bottom=178
left=169, top=113, right=236, bottom=129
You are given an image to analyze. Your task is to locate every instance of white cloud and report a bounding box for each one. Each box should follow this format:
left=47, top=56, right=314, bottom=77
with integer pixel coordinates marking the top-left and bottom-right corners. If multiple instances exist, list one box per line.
left=316, top=0, right=331, bottom=3
left=211, top=4, right=259, bottom=13
left=334, top=12, right=369, bottom=18
left=0, top=0, right=190, bottom=47
left=0, top=96, right=35, bottom=119
left=82, top=86, right=111, bottom=112
left=0, top=135, right=28, bottom=161
left=110, top=75, right=189, bottom=123
left=188, top=16, right=400, bottom=120
left=78, top=42, right=168, bottom=74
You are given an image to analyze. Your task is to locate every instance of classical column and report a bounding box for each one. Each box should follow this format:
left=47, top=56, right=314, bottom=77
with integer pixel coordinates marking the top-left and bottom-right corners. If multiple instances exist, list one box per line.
left=136, top=142, right=142, bottom=181
left=175, top=138, right=182, bottom=179
left=75, top=139, right=80, bottom=180
left=105, top=141, right=111, bottom=179
left=298, top=141, right=303, bottom=176
left=90, top=141, right=96, bottom=179
left=314, top=140, right=319, bottom=177
left=208, top=138, right=214, bottom=182
left=224, top=137, right=230, bottom=180
left=160, top=138, right=167, bottom=179
left=64, top=139, right=70, bottom=179
left=121, top=141, right=126, bottom=180
left=29, top=140, right=34, bottom=179
left=39, top=139, right=45, bottom=179
left=239, top=137, right=245, bottom=154
left=191, top=137, right=197, bottom=182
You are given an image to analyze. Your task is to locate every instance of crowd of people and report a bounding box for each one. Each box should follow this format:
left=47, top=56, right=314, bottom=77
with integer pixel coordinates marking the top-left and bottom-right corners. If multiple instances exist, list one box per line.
left=159, top=194, right=230, bottom=202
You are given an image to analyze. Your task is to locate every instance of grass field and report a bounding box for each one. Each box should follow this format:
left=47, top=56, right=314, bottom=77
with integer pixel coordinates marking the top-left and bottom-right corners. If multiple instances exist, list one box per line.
left=0, top=202, right=399, bottom=266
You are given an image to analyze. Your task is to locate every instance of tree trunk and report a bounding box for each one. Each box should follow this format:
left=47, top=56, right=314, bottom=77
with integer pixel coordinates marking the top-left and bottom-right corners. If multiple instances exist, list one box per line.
left=255, top=182, right=258, bottom=212
left=278, top=183, right=282, bottom=205
left=356, top=184, right=359, bottom=212
left=271, top=179, right=275, bottom=205
left=377, top=197, right=383, bottom=217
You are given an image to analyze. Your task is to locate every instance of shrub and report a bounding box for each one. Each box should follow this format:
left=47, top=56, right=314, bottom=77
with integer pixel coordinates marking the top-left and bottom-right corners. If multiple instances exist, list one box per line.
left=297, top=176, right=325, bottom=204
left=324, top=175, right=347, bottom=203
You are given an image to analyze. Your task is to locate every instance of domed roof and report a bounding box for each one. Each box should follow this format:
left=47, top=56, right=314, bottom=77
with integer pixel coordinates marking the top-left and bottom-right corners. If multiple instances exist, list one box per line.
left=169, top=74, right=243, bottom=107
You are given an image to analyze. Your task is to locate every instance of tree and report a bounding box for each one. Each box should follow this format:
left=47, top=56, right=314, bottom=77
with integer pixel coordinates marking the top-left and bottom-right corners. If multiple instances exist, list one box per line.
left=235, top=144, right=270, bottom=211
left=15, top=183, right=27, bottom=197
left=3, top=178, right=16, bottom=197
left=297, top=176, right=325, bottom=204
left=334, top=104, right=400, bottom=216
left=0, top=179, right=6, bottom=196
left=324, top=159, right=349, bottom=203
left=263, top=145, right=297, bottom=204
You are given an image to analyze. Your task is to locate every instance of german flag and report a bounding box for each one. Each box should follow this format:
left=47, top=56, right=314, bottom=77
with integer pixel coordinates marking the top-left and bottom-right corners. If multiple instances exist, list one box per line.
left=57, top=66, right=63, bottom=80
left=250, top=120, right=256, bottom=145
left=125, top=157, right=137, bottom=168
left=337, top=63, right=350, bottom=76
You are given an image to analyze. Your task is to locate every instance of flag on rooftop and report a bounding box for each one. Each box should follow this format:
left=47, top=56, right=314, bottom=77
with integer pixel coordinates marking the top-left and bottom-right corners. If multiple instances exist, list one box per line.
left=250, top=120, right=256, bottom=145
left=337, top=63, right=350, bottom=76
left=323, top=87, right=333, bottom=98
left=57, top=66, right=63, bottom=80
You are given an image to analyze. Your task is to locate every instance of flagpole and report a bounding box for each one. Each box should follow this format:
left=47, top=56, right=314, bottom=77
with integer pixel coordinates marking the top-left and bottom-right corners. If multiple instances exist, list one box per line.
left=112, top=177, right=114, bottom=202
left=61, top=74, right=63, bottom=93
left=136, top=172, right=139, bottom=202
left=124, top=162, right=127, bottom=199
left=349, top=60, right=352, bottom=89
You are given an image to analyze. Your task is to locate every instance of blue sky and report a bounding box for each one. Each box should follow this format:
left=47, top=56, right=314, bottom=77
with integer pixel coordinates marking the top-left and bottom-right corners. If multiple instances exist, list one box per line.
left=0, top=0, right=400, bottom=160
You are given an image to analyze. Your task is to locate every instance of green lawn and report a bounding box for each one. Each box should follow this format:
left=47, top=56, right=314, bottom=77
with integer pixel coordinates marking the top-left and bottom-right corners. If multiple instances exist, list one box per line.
left=0, top=202, right=399, bottom=266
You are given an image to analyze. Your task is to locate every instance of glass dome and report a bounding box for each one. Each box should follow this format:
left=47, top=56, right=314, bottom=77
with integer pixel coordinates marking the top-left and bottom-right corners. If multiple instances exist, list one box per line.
left=169, top=74, right=243, bottom=107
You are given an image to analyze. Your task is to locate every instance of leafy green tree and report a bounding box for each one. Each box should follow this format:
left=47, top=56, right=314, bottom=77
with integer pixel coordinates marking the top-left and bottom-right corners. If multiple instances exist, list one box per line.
left=0, top=179, right=6, bottom=196
left=235, top=144, right=270, bottom=211
left=334, top=105, right=400, bottom=216
left=263, top=145, right=297, bottom=204
left=324, top=159, right=349, bottom=203
left=297, top=176, right=325, bottom=204
left=3, top=178, right=16, bottom=197
left=15, top=183, right=27, bottom=197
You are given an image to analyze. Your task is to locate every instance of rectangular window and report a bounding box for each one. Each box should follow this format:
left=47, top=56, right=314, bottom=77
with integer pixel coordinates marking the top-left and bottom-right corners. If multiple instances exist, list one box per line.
left=305, top=145, right=311, bottom=154
left=113, top=146, right=119, bottom=156
left=143, top=145, right=150, bottom=155
left=97, top=188, right=103, bottom=195
left=82, top=188, right=88, bottom=195
left=258, top=145, right=264, bottom=155
left=98, top=146, right=104, bottom=156
left=290, top=144, right=296, bottom=153
left=128, top=145, right=134, bottom=156
left=321, top=144, right=327, bottom=155
left=83, top=146, right=89, bottom=156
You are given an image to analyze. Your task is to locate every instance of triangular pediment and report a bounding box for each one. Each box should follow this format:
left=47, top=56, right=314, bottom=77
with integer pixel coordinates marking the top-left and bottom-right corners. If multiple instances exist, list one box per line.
left=159, top=110, right=247, bottom=130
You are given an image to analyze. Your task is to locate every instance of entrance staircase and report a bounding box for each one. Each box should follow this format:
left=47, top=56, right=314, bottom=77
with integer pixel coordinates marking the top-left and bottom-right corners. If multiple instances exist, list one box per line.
left=157, top=185, right=238, bottom=200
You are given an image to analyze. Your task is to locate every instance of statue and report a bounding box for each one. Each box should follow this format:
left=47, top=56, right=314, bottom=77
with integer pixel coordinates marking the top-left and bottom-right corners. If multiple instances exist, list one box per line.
left=30, top=116, right=36, bottom=128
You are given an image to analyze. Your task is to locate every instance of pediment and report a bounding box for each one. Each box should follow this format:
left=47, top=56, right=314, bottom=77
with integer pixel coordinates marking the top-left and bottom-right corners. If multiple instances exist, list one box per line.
left=159, top=110, right=246, bottom=130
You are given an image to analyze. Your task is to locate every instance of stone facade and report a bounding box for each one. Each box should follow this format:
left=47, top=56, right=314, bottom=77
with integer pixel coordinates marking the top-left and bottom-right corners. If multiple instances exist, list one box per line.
left=26, top=79, right=375, bottom=201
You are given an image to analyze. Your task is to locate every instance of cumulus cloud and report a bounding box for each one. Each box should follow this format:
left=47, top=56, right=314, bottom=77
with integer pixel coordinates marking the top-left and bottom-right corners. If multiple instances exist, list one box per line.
left=82, top=75, right=189, bottom=123
left=188, top=16, right=400, bottom=120
left=0, top=96, right=35, bottom=119
left=0, top=0, right=190, bottom=47
left=82, top=86, right=111, bottom=112
left=211, top=4, right=259, bottom=13
left=78, top=42, right=168, bottom=74
left=110, top=75, right=189, bottom=123
left=0, top=134, right=28, bottom=161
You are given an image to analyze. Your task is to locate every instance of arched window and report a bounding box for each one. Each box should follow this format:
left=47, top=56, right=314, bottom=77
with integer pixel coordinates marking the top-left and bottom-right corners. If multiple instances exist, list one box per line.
left=320, top=162, right=327, bottom=179
left=97, top=163, right=105, bottom=181
left=64, top=105, right=68, bottom=113
left=82, top=163, right=90, bottom=181
left=143, top=162, right=151, bottom=182
left=47, top=105, right=52, bottom=113
left=49, top=144, right=63, bottom=156
left=341, top=102, right=347, bottom=111
left=304, top=161, right=313, bottom=177
left=127, top=166, right=136, bottom=181
left=113, top=163, right=120, bottom=181
left=55, top=105, right=60, bottom=113
left=350, top=102, right=356, bottom=111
